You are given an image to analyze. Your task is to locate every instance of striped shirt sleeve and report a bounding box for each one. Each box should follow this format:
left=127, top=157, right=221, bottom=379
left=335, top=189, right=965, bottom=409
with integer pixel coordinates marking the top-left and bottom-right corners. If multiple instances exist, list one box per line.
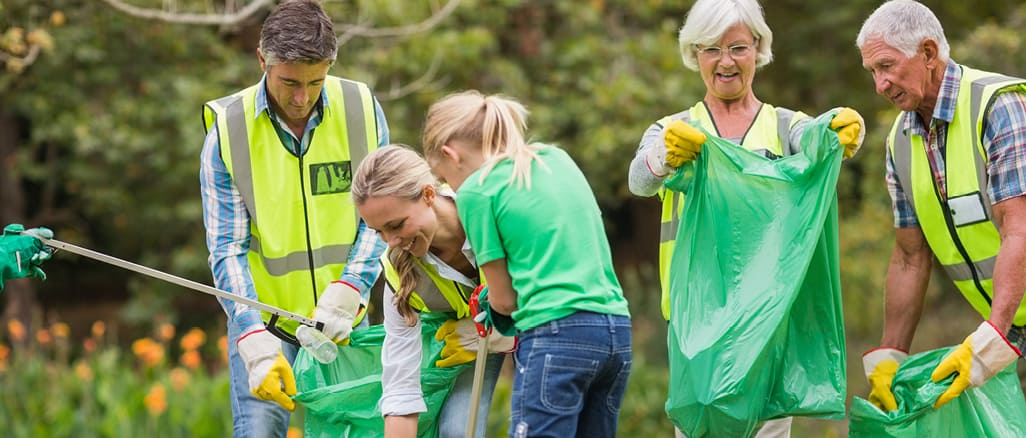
left=885, top=135, right=920, bottom=228
left=983, top=90, right=1026, bottom=204
left=199, top=126, right=264, bottom=333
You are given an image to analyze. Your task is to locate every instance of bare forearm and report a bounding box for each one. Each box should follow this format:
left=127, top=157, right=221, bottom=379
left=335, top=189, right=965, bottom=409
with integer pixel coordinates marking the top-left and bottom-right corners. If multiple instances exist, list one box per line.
left=481, top=260, right=517, bottom=315
left=881, top=231, right=933, bottom=350
left=991, top=233, right=1026, bottom=332
left=384, top=414, right=418, bottom=438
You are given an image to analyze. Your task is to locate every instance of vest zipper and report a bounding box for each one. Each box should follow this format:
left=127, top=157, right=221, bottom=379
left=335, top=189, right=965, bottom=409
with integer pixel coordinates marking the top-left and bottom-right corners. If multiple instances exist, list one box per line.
left=298, top=153, right=319, bottom=303
left=929, top=162, right=991, bottom=306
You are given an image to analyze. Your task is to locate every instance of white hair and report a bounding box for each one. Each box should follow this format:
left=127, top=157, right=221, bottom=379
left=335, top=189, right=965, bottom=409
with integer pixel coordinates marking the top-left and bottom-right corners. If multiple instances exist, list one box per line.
left=856, top=0, right=949, bottom=60
left=678, top=0, right=773, bottom=72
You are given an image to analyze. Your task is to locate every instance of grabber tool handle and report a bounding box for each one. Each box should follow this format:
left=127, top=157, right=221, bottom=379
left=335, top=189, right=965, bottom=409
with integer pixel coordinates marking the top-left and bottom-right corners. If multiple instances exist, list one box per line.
left=35, top=236, right=321, bottom=330
left=469, top=284, right=488, bottom=338
left=465, top=284, right=490, bottom=438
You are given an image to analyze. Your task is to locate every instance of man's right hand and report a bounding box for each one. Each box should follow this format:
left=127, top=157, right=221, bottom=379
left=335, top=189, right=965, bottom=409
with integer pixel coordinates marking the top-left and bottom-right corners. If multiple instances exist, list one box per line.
left=862, top=347, right=908, bottom=412
left=663, top=120, right=706, bottom=167
left=312, top=281, right=364, bottom=343
left=238, top=329, right=296, bottom=411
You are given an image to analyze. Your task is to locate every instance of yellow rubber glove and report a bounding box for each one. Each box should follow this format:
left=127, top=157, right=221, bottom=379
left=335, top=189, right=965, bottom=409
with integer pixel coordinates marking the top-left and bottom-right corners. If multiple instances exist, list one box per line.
left=238, top=329, right=297, bottom=411
left=829, top=107, right=865, bottom=159
left=253, top=353, right=298, bottom=411
left=930, top=321, right=1021, bottom=409
left=434, top=318, right=516, bottom=368
left=862, top=348, right=907, bottom=412
left=663, top=120, right=707, bottom=168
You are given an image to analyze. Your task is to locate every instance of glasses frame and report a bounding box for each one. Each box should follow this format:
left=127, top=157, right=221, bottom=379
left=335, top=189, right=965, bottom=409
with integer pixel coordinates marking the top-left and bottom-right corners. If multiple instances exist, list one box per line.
left=694, top=40, right=758, bottom=60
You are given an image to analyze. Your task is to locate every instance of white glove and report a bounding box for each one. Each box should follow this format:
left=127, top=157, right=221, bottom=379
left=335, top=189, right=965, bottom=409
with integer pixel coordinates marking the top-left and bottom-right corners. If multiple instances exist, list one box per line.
left=312, top=281, right=363, bottom=342
left=930, top=321, right=1022, bottom=408
left=644, top=139, right=673, bottom=177
left=237, top=329, right=296, bottom=411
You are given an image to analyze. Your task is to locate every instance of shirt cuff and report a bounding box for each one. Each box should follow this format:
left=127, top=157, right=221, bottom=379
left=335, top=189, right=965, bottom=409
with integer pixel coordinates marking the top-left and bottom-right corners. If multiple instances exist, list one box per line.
left=379, top=391, right=428, bottom=417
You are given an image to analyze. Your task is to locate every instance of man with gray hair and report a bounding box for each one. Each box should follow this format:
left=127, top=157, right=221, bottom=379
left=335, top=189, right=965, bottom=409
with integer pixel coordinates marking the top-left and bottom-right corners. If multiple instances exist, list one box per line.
left=857, top=0, right=1026, bottom=414
left=200, top=0, right=389, bottom=435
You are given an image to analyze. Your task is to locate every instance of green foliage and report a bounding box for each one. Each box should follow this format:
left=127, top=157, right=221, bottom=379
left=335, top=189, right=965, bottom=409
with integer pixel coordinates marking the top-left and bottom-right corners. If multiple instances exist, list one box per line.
left=0, top=320, right=240, bottom=437
left=2, top=0, right=251, bottom=325
left=5, top=0, right=1026, bottom=433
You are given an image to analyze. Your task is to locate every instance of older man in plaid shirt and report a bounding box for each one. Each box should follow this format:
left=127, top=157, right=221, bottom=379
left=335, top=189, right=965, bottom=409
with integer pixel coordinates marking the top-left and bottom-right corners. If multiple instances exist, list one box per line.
left=856, top=0, right=1026, bottom=414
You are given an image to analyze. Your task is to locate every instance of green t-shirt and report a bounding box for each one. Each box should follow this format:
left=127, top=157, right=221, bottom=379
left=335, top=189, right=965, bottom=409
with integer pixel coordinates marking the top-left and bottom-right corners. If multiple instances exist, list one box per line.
left=455, top=145, right=630, bottom=331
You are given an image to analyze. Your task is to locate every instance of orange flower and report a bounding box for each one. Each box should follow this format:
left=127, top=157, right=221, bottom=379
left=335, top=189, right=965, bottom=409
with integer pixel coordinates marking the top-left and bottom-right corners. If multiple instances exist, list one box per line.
left=144, top=384, right=167, bottom=416
left=91, top=320, right=106, bottom=338
left=131, top=337, right=165, bottom=367
left=287, top=427, right=303, bottom=438
left=218, top=335, right=228, bottom=363
left=180, top=350, right=202, bottom=370
left=7, top=320, right=26, bottom=341
left=74, top=361, right=93, bottom=381
left=51, top=322, right=70, bottom=339
left=157, top=323, right=175, bottom=342
left=169, top=367, right=191, bottom=392
left=50, top=11, right=66, bottom=27
left=0, top=344, right=9, bottom=372
left=179, top=328, right=206, bottom=351
left=82, top=338, right=96, bottom=354
left=36, top=329, right=52, bottom=346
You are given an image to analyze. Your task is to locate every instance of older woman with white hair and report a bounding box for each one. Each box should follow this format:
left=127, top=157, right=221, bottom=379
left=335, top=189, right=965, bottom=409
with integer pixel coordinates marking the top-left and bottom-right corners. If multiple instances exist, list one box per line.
left=628, top=0, right=864, bottom=436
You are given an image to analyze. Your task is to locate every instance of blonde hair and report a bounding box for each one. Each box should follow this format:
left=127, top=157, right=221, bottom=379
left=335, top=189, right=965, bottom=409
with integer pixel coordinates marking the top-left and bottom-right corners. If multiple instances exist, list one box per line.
left=352, top=145, right=437, bottom=326
left=421, top=90, right=547, bottom=188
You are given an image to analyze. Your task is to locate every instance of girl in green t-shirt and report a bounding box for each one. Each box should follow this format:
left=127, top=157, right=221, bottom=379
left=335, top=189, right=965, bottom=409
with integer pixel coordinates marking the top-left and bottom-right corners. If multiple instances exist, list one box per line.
left=420, top=90, right=632, bottom=437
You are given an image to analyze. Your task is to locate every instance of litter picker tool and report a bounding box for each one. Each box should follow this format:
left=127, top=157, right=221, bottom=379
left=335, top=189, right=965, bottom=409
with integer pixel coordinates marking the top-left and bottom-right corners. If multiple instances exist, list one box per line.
left=34, top=236, right=338, bottom=363
left=465, top=284, right=491, bottom=438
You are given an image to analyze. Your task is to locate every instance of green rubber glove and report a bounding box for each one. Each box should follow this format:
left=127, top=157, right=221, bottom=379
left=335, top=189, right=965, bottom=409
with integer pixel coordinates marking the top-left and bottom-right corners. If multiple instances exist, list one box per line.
left=472, top=286, right=518, bottom=337
left=1, top=224, right=55, bottom=291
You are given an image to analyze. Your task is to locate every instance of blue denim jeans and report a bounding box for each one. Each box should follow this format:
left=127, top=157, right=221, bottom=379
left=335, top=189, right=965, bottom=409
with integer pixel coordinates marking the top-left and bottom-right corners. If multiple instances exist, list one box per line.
left=437, top=352, right=506, bottom=438
left=227, top=318, right=369, bottom=438
left=509, top=311, right=632, bottom=438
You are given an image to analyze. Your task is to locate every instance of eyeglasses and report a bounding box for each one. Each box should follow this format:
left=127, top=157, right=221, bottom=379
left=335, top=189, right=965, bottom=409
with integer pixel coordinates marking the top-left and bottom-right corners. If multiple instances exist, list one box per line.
left=694, top=42, right=756, bottom=60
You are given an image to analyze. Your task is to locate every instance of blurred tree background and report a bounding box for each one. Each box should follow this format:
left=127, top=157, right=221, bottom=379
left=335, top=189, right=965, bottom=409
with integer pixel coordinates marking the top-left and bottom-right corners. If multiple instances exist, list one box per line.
left=2, top=0, right=1026, bottom=435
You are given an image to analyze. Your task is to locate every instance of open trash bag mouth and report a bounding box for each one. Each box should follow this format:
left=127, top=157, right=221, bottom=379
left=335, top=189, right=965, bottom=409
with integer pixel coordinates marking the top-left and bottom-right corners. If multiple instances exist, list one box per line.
left=848, top=347, right=1026, bottom=437
left=293, top=314, right=469, bottom=438
left=664, top=112, right=848, bottom=438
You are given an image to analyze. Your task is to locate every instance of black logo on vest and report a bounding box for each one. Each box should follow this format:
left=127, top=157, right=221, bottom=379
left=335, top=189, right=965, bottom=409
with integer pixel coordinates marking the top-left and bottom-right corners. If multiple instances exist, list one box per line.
left=309, top=161, right=352, bottom=195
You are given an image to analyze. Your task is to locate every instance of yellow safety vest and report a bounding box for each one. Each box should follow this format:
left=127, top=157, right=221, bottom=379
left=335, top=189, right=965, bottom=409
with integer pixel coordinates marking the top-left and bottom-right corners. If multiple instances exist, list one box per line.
left=657, top=102, right=808, bottom=319
left=382, top=250, right=476, bottom=318
left=203, top=76, right=378, bottom=335
left=887, top=65, right=1026, bottom=326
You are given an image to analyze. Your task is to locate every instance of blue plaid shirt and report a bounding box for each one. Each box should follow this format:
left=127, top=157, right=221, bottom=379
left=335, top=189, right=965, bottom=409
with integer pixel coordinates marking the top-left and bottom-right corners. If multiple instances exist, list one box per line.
left=887, top=60, right=1026, bottom=227
left=200, top=74, right=389, bottom=332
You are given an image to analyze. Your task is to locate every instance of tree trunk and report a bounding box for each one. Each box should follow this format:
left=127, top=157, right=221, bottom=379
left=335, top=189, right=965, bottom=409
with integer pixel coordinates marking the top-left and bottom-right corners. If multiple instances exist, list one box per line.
left=0, top=108, right=40, bottom=347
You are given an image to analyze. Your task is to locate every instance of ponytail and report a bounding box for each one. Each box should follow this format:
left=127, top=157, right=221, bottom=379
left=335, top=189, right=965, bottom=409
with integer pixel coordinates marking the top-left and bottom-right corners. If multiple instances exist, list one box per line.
left=388, top=249, right=421, bottom=326
left=422, top=90, right=548, bottom=189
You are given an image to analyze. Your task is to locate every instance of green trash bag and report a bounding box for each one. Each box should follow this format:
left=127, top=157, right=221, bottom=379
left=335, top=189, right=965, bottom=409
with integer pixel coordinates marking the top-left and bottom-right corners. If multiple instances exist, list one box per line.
left=294, top=313, right=470, bottom=438
left=849, top=347, right=1026, bottom=437
left=664, top=112, right=847, bottom=438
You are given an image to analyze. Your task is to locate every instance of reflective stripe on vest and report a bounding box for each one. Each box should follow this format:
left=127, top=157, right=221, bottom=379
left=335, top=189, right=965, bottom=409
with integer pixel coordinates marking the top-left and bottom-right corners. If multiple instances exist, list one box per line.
left=203, top=76, right=378, bottom=335
left=382, top=250, right=474, bottom=319
left=656, top=103, right=807, bottom=320
left=887, top=65, right=1026, bottom=325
